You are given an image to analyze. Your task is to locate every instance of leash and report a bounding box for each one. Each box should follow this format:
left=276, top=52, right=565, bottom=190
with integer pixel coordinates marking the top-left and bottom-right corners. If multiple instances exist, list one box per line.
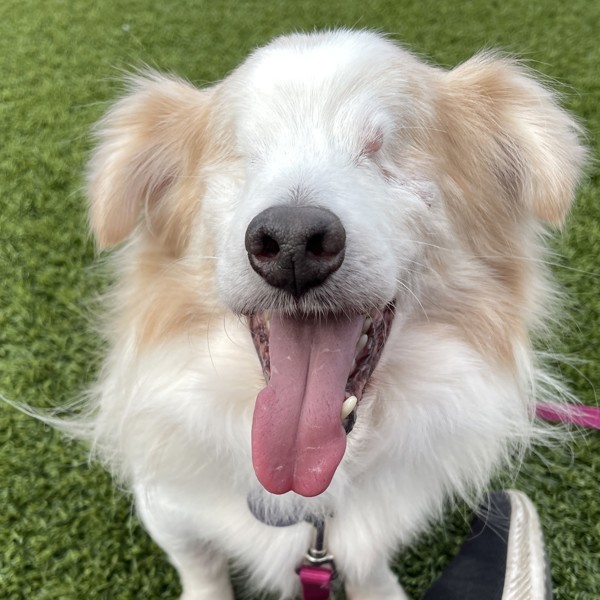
left=248, top=402, right=599, bottom=600
left=536, top=402, right=600, bottom=429
left=295, top=400, right=600, bottom=600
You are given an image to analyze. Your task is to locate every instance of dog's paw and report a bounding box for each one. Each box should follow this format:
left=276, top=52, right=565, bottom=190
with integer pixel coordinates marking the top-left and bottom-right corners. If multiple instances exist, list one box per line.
left=346, top=590, right=410, bottom=600
left=180, top=587, right=234, bottom=600
left=346, top=575, right=411, bottom=600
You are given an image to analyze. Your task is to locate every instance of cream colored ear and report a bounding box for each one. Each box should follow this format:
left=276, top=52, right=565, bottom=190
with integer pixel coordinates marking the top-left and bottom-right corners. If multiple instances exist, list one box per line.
left=87, top=72, right=215, bottom=248
left=440, top=53, right=587, bottom=225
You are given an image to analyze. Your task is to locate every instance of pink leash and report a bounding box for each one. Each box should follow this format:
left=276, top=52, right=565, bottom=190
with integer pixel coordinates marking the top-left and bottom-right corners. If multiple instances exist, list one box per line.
left=297, top=402, right=600, bottom=600
left=299, top=565, right=335, bottom=600
left=536, top=402, right=600, bottom=429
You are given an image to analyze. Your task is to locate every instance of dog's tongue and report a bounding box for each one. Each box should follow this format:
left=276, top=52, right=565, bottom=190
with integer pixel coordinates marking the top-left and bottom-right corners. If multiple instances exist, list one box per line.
left=252, top=313, right=363, bottom=497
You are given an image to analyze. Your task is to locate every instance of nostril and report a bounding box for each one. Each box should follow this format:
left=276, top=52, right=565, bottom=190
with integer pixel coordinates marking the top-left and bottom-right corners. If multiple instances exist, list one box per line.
left=306, top=233, right=325, bottom=257
left=306, top=228, right=345, bottom=260
left=258, top=234, right=280, bottom=259
left=245, top=226, right=281, bottom=261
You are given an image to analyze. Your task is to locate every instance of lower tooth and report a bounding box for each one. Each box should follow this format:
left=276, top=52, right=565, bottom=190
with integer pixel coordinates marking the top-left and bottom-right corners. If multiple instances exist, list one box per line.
left=341, top=395, right=358, bottom=421
left=356, top=334, right=368, bottom=354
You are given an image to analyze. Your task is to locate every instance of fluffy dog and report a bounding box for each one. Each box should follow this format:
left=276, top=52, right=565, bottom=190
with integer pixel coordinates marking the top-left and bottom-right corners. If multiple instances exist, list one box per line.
left=83, top=30, right=585, bottom=599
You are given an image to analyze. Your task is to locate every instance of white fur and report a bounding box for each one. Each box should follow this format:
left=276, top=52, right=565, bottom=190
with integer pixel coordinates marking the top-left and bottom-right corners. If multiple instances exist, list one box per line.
left=77, top=30, right=586, bottom=599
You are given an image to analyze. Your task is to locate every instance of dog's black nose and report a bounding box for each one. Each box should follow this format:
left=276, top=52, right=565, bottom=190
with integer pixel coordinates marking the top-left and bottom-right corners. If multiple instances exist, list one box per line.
left=245, top=206, right=346, bottom=297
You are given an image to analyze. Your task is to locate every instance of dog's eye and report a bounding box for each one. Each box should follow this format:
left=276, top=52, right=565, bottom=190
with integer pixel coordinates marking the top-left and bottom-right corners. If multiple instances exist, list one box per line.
left=362, top=130, right=383, bottom=156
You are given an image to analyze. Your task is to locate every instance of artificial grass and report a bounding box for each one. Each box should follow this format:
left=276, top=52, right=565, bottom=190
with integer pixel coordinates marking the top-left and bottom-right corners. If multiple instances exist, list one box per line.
left=0, top=0, right=598, bottom=598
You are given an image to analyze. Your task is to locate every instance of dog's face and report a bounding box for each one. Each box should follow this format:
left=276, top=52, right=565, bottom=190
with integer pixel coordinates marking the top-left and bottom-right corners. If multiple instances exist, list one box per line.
left=87, top=31, right=585, bottom=498
left=215, top=33, right=435, bottom=319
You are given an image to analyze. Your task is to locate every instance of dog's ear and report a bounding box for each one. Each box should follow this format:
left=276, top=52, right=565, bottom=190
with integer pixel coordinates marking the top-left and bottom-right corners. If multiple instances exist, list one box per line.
left=88, top=72, right=217, bottom=249
left=439, top=53, right=587, bottom=225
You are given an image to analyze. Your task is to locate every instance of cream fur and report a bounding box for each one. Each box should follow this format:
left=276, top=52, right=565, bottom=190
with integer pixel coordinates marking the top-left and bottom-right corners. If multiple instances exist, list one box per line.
left=80, top=30, right=586, bottom=599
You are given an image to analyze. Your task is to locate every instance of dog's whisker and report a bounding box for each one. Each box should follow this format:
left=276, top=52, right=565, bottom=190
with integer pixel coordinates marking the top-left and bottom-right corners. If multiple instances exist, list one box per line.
left=386, top=239, right=599, bottom=278
left=395, top=278, right=430, bottom=321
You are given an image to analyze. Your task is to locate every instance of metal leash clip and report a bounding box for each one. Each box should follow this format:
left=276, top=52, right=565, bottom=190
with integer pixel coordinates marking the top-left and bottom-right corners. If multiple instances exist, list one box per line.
left=298, top=518, right=337, bottom=600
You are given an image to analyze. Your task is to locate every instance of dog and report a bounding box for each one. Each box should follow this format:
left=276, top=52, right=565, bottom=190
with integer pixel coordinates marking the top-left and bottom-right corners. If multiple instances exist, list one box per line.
left=81, top=30, right=586, bottom=599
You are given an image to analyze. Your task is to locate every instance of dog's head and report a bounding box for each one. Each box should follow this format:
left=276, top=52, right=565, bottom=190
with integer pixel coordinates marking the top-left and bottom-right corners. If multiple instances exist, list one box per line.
left=88, top=31, right=586, bottom=497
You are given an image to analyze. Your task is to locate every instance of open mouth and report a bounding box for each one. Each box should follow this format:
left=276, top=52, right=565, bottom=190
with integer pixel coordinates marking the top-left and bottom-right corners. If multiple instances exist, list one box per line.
left=249, top=303, right=395, bottom=497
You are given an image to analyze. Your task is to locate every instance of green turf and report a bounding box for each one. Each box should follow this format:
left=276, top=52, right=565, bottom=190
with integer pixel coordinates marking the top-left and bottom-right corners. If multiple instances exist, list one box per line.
left=1, top=0, right=599, bottom=598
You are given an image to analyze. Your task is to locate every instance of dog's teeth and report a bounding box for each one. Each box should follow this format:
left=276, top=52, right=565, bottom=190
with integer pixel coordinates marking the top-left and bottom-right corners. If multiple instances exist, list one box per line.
left=356, top=334, right=368, bottom=355
left=351, top=358, right=357, bottom=373
left=362, top=318, right=372, bottom=333
left=341, top=395, right=358, bottom=421
left=264, top=310, right=271, bottom=322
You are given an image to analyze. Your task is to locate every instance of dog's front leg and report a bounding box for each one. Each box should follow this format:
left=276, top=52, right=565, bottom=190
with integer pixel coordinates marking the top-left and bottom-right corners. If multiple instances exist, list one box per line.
left=330, top=515, right=410, bottom=600
left=172, top=545, right=233, bottom=600
left=344, top=564, right=410, bottom=600
left=134, top=486, right=234, bottom=600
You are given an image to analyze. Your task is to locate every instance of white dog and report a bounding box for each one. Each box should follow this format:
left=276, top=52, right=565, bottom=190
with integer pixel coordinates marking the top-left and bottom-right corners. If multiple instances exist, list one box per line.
left=82, top=30, right=585, bottom=599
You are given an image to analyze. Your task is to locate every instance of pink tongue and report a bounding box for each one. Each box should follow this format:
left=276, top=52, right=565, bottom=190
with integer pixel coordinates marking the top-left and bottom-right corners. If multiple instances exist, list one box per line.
left=251, top=313, right=363, bottom=497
